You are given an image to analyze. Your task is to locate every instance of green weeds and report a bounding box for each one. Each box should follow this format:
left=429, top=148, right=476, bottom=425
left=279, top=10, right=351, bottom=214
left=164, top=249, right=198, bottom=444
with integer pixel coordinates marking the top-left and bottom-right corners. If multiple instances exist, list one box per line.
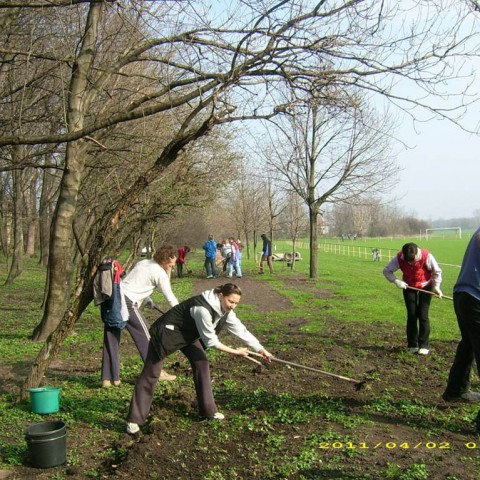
left=1, top=249, right=479, bottom=478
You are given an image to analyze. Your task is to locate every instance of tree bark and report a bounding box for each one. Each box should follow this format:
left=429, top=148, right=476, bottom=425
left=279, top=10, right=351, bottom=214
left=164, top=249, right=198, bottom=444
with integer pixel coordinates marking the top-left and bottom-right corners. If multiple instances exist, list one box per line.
left=23, top=110, right=216, bottom=394
left=25, top=169, right=38, bottom=257
left=4, top=155, right=24, bottom=285
left=38, top=168, right=56, bottom=268
left=32, top=2, right=102, bottom=340
left=309, top=205, right=319, bottom=279
left=21, top=272, right=94, bottom=399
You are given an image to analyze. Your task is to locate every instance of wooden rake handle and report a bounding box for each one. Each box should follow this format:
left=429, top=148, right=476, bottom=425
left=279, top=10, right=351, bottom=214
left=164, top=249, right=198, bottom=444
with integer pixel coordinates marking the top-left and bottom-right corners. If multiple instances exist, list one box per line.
left=243, top=355, right=263, bottom=366
left=246, top=351, right=363, bottom=385
left=406, top=285, right=453, bottom=301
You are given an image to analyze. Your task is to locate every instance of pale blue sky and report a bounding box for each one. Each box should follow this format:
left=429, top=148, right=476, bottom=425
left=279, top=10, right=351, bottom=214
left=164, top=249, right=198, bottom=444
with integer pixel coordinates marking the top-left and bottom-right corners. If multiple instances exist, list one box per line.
left=393, top=106, right=480, bottom=221
left=381, top=1, right=480, bottom=221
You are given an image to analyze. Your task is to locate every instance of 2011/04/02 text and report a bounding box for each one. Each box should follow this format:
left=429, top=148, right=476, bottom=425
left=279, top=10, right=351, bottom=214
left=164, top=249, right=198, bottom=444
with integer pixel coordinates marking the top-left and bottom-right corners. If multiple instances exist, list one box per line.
left=318, top=442, right=480, bottom=450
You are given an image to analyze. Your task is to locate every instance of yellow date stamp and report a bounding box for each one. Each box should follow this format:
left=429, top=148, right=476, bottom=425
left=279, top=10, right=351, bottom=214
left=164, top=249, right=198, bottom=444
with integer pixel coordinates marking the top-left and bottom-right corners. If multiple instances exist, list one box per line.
left=318, top=441, right=480, bottom=450
left=318, top=441, right=455, bottom=450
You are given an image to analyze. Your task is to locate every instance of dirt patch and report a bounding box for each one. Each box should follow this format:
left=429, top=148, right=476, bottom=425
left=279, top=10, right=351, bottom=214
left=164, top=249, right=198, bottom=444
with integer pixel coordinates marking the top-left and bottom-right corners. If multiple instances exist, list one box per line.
left=5, top=275, right=480, bottom=479
left=191, top=275, right=293, bottom=312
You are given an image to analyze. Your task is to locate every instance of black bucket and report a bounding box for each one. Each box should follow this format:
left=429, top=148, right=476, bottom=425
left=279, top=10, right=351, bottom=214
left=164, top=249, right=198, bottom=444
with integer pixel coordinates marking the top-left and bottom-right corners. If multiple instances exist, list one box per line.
left=24, top=420, right=67, bottom=468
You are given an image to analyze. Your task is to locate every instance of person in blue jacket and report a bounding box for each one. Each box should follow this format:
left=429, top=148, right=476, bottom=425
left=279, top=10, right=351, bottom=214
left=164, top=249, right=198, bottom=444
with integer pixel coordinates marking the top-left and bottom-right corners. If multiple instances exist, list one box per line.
left=203, top=234, right=218, bottom=278
left=443, top=226, right=480, bottom=419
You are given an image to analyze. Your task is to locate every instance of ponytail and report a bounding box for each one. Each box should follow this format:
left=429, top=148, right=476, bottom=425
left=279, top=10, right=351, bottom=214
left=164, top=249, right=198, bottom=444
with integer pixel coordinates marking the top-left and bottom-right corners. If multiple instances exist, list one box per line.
left=213, top=283, right=242, bottom=296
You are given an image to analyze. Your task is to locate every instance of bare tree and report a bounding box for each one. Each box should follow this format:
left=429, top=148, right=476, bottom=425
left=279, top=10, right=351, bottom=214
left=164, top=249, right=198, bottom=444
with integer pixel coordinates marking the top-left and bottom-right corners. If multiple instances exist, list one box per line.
left=265, top=96, right=398, bottom=277
left=4, top=148, right=25, bottom=284
left=282, top=190, right=308, bottom=271
left=230, top=173, right=261, bottom=260
left=0, top=172, right=12, bottom=256
left=0, top=0, right=478, bottom=392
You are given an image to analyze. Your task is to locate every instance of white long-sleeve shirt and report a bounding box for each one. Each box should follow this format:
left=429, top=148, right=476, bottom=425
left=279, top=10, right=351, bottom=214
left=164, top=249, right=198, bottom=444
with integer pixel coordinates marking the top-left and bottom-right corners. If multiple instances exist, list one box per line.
left=383, top=250, right=442, bottom=288
left=190, top=289, right=263, bottom=352
left=122, top=259, right=178, bottom=307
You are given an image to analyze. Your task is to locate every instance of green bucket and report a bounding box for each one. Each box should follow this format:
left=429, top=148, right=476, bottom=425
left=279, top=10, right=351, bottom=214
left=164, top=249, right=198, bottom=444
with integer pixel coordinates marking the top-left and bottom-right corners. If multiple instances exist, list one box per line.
left=28, top=387, right=61, bottom=414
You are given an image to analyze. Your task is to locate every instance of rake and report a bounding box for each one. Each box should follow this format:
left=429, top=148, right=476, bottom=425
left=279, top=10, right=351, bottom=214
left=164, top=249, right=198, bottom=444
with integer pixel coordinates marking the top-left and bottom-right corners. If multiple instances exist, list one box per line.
left=406, top=285, right=453, bottom=301
left=245, top=351, right=367, bottom=390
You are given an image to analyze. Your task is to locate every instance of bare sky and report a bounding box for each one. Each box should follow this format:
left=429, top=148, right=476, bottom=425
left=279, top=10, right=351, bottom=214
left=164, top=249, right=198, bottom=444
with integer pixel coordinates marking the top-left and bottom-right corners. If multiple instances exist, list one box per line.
left=393, top=113, right=479, bottom=222
left=387, top=2, right=480, bottom=222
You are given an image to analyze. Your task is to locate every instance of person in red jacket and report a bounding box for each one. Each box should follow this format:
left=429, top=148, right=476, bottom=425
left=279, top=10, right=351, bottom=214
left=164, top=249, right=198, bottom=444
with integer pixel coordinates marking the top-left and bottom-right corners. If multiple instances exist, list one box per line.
left=383, top=242, right=443, bottom=355
left=176, top=246, right=190, bottom=277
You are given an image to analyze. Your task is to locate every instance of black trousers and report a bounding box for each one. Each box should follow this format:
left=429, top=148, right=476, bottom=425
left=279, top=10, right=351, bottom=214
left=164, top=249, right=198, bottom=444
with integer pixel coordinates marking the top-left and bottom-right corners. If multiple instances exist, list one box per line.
left=402, top=286, right=432, bottom=348
left=177, top=262, right=184, bottom=277
left=444, top=292, right=480, bottom=396
left=127, top=340, right=217, bottom=425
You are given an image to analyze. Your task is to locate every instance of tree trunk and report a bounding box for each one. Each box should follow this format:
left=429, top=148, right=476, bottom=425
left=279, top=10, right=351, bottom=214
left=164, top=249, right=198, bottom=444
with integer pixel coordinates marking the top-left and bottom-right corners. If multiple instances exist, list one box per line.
left=25, top=169, right=38, bottom=258
left=0, top=219, right=9, bottom=257
left=0, top=171, right=12, bottom=256
left=32, top=141, right=88, bottom=340
left=31, top=2, right=102, bottom=340
left=4, top=163, right=24, bottom=285
left=309, top=206, right=318, bottom=279
left=21, top=272, right=94, bottom=399
left=38, top=169, right=55, bottom=268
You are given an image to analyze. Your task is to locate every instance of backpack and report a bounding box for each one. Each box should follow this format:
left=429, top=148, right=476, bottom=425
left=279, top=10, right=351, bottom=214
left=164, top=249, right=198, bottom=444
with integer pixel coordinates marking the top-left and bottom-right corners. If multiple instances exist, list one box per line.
left=93, top=258, right=128, bottom=329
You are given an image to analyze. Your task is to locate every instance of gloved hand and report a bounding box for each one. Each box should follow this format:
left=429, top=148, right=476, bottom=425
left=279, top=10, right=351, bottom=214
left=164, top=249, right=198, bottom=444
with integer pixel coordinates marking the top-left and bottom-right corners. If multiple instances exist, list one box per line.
left=432, top=285, right=443, bottom=298
left=144, top=297, right=157, bottom=309
left=394, top=279, right=408, bottom=289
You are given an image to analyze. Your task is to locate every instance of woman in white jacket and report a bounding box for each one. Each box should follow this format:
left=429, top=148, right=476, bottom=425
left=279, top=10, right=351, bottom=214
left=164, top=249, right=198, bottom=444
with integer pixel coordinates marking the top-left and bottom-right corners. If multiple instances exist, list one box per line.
left=126, top=283, right=272, bottom=434
left=101, top=245, right=179, bottom=387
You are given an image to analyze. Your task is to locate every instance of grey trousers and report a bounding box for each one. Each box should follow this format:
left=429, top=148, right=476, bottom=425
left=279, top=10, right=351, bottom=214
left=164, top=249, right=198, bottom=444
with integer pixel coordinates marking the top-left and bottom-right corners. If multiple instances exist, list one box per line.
left=124, top=296, right=151, bottom=361
left=101, top=325, right=122, bottom=381
left=101, top=297, right=150, bottom=381
left=127, top=340, right=217, bottom=424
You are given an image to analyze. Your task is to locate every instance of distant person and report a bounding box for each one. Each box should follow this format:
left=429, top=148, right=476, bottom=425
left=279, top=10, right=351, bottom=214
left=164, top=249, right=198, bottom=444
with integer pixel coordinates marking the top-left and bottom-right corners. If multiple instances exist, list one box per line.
left=220, top=238, right=233, bottom=275
left=230, top=237, right=242, bottom=278
left=225, top=237, right=240, bottom=278
left=383, top=242, right=442, bottom=355
left=203, top=234, right=218, bottom=279
left=442, top=226, right=480, bottom=411
left=125, top=283, right=272, bottom=434
left=259, top=234, right=273, bottom=274
left=176, top=246, right=190, bottom=278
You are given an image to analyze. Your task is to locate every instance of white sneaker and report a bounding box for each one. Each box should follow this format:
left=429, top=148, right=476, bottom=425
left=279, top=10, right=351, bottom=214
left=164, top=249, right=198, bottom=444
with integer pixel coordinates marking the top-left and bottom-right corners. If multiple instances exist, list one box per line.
left=159, top=370, right=177, bottom=381
left=212, top=412, right=225, bottom=420
left=461, top=391, right=480, bottom=402
left=206, top=275, right=213, bottom=279
left=408, top=347, right=419, bottom=353
left=126, top=422, right=140, bottom=434
left=418, top=348, right=429, bottom=355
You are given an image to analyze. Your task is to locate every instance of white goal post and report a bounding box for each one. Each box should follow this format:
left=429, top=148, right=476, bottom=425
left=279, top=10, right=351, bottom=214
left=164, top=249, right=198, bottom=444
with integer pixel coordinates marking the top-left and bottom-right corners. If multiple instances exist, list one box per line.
left=425, top=227, right=462, bottom=239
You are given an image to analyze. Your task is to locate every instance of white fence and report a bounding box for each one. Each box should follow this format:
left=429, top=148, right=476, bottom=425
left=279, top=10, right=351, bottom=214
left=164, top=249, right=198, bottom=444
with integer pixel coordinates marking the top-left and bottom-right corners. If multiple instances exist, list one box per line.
left=309, top=242, right=461, bottom=269
left=317, top=242, right=397, bottom=262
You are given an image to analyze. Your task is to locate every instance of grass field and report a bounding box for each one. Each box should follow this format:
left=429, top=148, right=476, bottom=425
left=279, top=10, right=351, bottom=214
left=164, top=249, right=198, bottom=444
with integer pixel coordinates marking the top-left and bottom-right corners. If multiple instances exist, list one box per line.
left=273, top=235, right=469, bottom=341
left=0, top=234, right=479, bottom=479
